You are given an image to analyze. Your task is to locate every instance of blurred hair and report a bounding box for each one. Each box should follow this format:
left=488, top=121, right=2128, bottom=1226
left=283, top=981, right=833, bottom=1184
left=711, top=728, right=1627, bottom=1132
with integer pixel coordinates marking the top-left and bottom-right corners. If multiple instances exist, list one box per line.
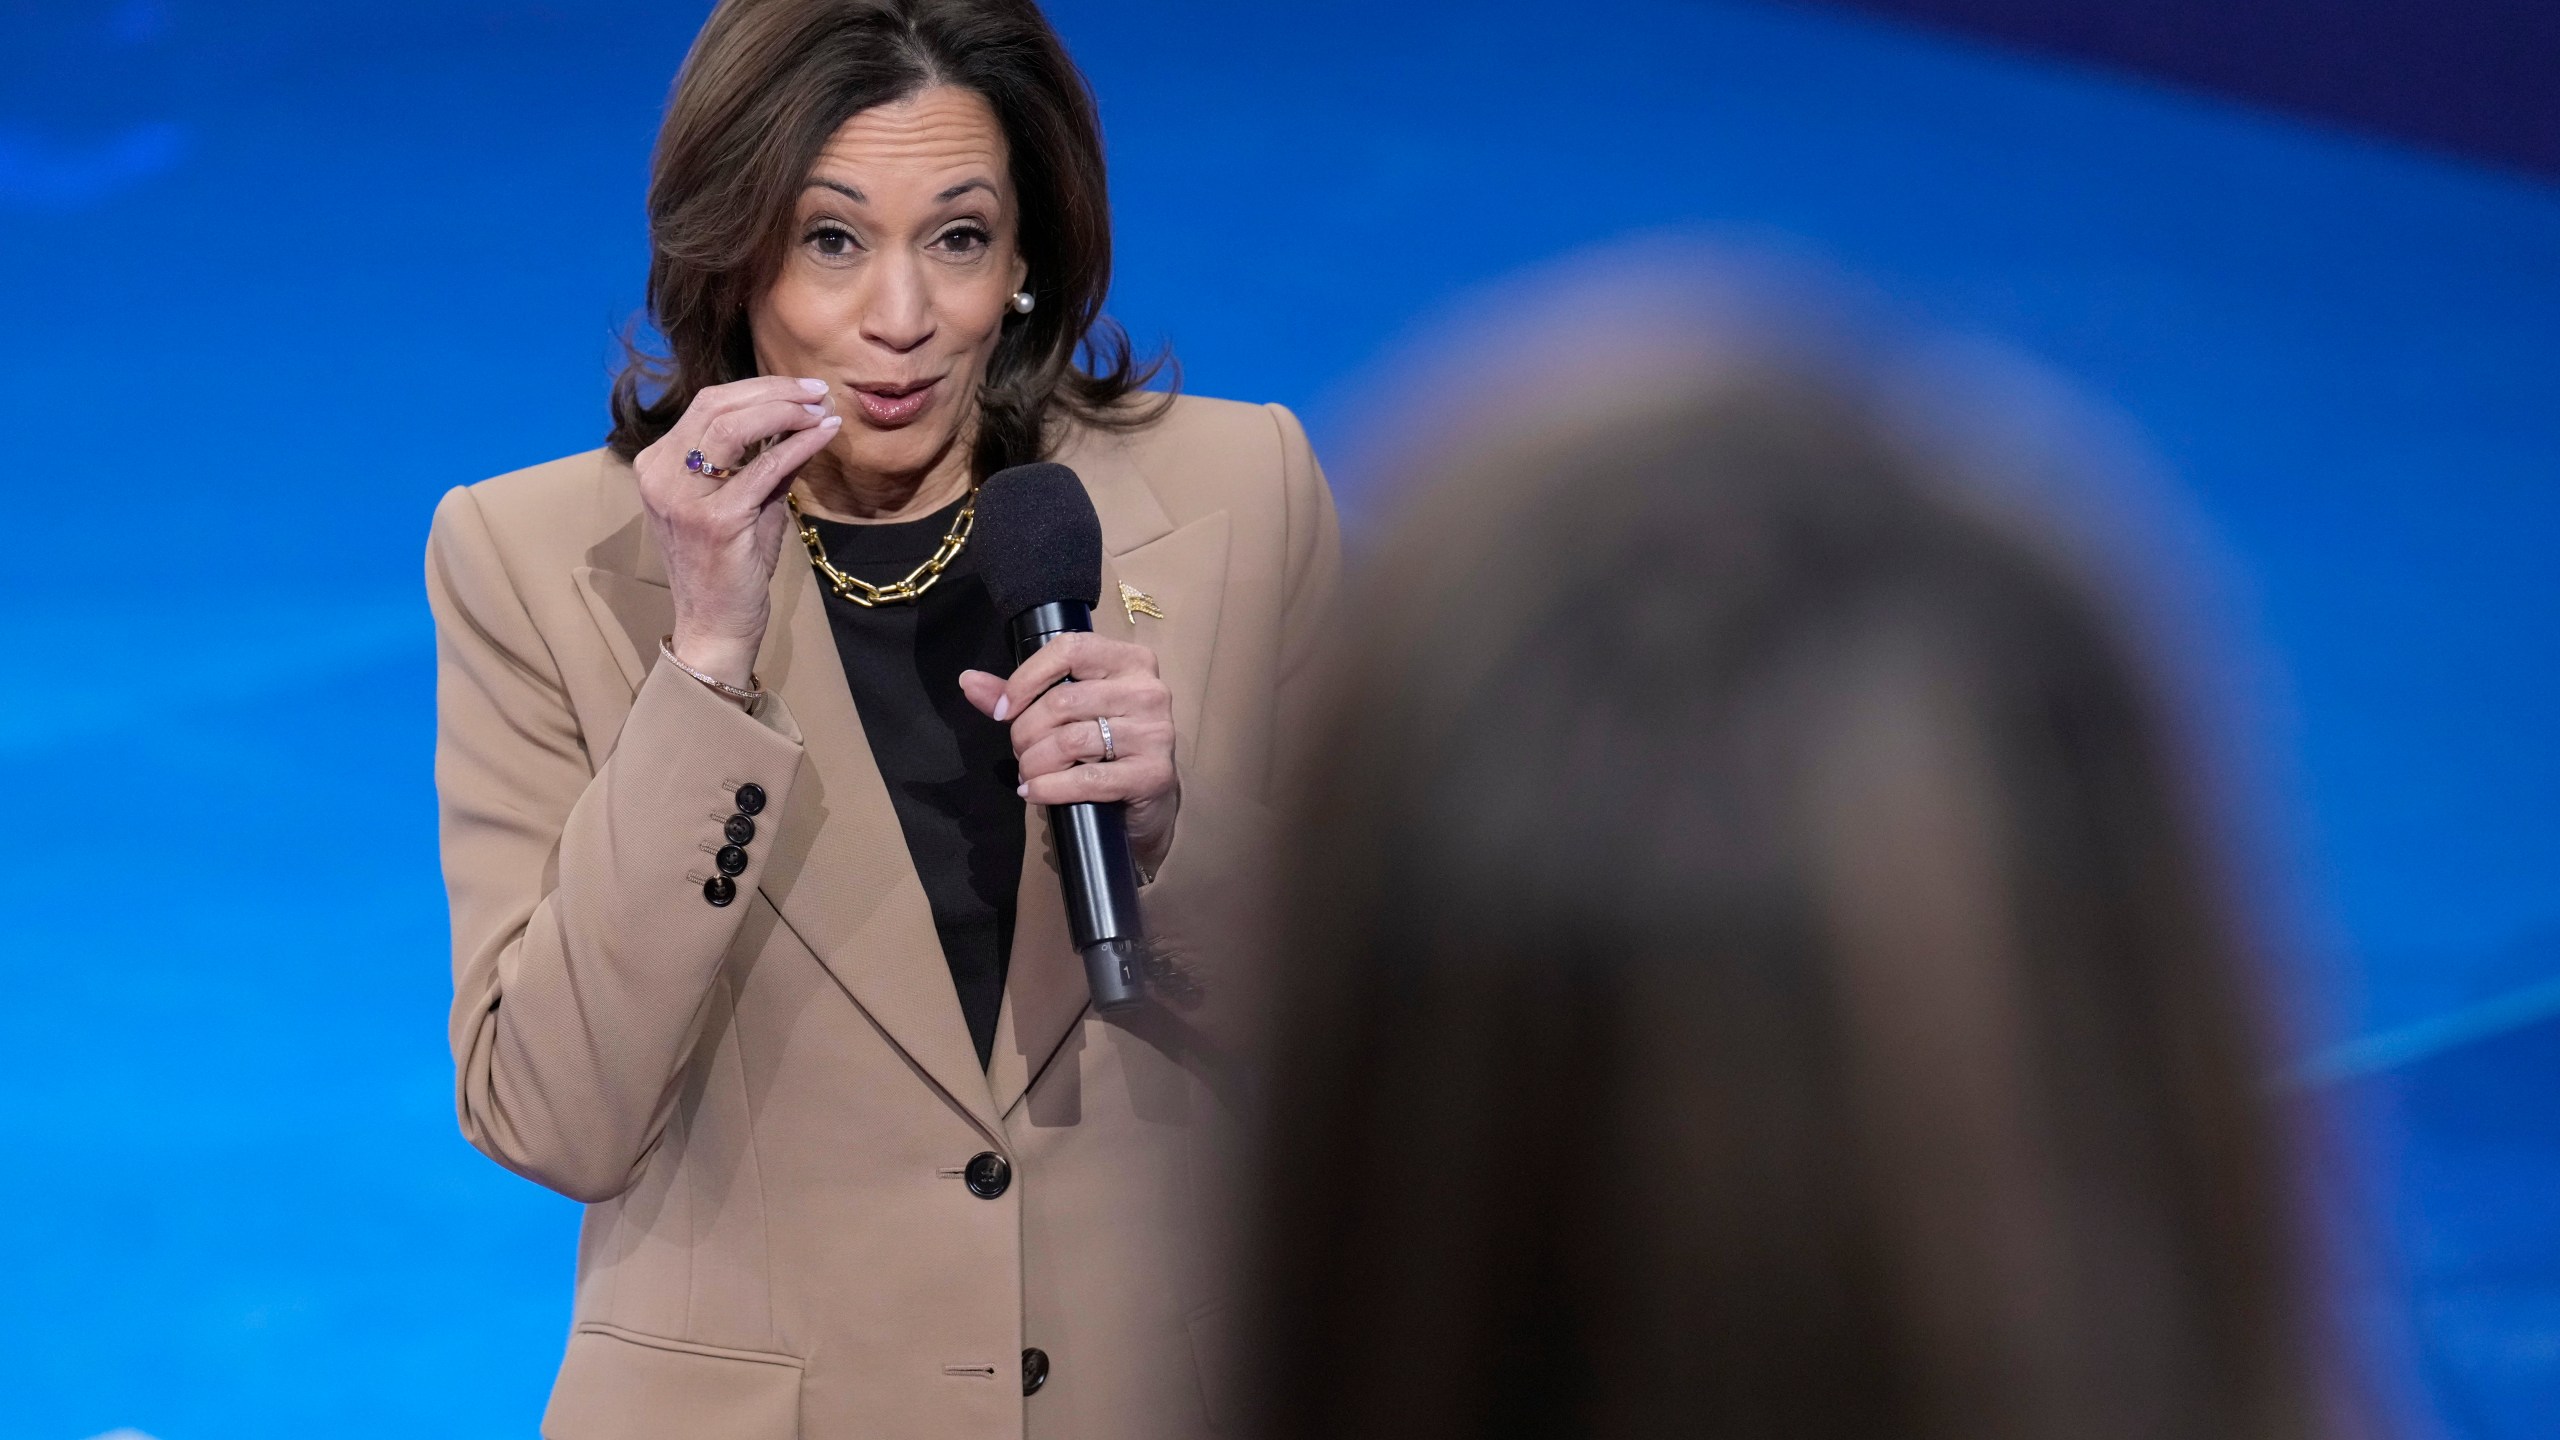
left=606, top=0, right=1171, bottom=472
left=1244, top=364, right=2335, bottom=1440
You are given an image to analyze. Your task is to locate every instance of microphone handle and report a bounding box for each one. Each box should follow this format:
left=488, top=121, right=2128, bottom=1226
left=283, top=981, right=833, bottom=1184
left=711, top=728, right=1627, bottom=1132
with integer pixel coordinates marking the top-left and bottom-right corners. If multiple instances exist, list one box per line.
left=1010, top=601, right=1148, bottom=1011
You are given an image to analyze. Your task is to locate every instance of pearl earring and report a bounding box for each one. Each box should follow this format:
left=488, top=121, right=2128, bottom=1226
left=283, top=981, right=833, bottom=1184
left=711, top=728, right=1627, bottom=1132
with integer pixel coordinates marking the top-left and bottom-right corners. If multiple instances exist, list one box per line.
left=1010, top=290, right=1036, bottom=315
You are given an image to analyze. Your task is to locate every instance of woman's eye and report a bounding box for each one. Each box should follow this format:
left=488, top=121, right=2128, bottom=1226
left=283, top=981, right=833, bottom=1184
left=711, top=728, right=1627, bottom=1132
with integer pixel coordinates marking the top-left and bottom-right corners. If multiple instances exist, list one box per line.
left=806, top=225, right=858, bottom=257
left=937, top=225, right=990, bottom=254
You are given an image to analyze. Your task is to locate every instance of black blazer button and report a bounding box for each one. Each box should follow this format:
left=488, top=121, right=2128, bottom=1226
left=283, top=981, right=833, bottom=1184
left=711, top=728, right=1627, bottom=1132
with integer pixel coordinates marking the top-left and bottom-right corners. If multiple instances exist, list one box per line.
left=715, top=845, right=749, bottom=877
left=703, top=875, right=736, bottom=907
left=733, top=782, right=767, bottom=815
left=1021, top=1347, right=1050, bottom=1395
left=963, top=1151, right=1011, bottom=1199
left=724, top=813, right=756, bottom=846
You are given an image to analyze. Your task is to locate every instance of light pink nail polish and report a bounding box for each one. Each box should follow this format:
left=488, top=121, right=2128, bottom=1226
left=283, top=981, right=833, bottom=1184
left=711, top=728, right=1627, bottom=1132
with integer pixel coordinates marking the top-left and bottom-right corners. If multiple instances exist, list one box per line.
left=799, top=378, right=827, bottom=393
left=802, top=402, right=825, bottom=416
left=1016, top=784, right=1029, bottom=798
left=992, top=695, right=1011, bottom=721
left=820, top=414, right=842, bottom=428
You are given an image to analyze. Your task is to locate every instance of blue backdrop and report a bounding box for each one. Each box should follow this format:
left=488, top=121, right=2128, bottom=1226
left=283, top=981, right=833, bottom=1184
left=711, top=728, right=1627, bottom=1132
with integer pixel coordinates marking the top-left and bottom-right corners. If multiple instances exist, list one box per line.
left=3, top=1, right=2554, bottom=1435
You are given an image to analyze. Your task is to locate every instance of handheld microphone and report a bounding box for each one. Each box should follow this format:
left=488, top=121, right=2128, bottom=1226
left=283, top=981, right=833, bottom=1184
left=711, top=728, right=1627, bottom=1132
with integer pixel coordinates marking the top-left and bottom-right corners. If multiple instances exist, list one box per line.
left=975, top=462, right=1148, bottom=1012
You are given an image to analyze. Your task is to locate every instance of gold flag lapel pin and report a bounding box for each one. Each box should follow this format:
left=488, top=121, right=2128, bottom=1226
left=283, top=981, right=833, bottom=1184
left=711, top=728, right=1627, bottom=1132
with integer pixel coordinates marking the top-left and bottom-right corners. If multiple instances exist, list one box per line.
left=1119, top=582, right=1168, bottom=623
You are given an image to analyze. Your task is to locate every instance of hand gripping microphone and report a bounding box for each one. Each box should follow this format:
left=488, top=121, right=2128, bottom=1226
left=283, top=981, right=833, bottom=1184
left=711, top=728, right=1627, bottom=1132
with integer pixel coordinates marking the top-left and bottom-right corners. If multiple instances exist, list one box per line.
left=975, top=462, right=1148, bottom=1012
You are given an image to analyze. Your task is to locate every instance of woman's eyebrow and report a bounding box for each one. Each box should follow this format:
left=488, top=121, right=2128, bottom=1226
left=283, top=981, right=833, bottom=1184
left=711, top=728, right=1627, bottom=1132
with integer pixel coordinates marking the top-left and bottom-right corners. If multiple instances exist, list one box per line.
left=801, top=178, right=993, bottom=204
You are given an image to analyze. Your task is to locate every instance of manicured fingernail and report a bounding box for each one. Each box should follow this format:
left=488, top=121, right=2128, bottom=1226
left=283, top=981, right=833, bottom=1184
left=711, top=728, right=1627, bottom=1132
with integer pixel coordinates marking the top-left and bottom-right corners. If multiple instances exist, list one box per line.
left=992, top=695, right=1011, bottom=721
left=799, top=378, right=827, bottom=393
left=802, top=402, right=826, bottom=416
left=820, top=415, right=842, bottom=429
left=1016, top=784, right=1029, bottom=798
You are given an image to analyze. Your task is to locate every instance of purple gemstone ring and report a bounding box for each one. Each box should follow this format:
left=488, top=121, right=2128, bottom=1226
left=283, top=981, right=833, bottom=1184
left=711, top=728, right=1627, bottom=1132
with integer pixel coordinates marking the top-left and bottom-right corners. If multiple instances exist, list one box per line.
left=684, top=448, right=741, bottom=481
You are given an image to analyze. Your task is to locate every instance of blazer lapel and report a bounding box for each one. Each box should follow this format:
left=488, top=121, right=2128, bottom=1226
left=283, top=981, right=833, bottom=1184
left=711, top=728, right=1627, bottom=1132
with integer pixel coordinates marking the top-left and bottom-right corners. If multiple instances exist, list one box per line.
left=573, top=534, right=1003, bottom=1139
left=573, top=565, right=668, bottom=696
left=754, top=556, right=1004, bottom=1134
left=1108, top=512, right=1229, bottom=763
left=990, top=806, right=1085, bottom=1118
left=988, top=468, right=1233, bottom=1117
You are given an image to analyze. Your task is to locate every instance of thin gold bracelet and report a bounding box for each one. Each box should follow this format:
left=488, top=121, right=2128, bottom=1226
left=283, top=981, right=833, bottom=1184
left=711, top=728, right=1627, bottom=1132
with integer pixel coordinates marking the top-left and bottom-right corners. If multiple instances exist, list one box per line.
left=660, top=635, right=765, bottom=710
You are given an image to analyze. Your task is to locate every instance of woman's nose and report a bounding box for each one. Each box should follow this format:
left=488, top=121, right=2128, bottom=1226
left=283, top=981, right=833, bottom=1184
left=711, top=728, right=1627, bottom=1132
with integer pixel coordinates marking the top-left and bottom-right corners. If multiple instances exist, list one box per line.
left=859, top=254, right=935, bottom=354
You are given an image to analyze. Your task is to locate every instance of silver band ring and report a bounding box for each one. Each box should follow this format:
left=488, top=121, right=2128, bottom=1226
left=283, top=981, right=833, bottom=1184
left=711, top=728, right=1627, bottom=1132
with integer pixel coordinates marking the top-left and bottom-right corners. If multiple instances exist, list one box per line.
left=1096, top=716, right=1117, bottom=763
left=685, top=448, right=740, bottom=481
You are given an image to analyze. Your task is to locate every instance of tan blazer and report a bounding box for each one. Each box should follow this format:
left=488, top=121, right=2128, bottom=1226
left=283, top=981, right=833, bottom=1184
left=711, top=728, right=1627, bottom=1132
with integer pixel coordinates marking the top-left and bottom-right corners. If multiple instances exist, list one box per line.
left=426, top=395, right=1339, bottom=1439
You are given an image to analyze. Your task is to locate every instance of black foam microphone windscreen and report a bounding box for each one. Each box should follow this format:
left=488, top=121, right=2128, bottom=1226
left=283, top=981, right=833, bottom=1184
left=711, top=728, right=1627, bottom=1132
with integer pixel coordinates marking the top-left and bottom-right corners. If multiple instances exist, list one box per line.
left=977, top=462, right=1103, bottom=617
left=972, top=462, right=1147, bottom=1011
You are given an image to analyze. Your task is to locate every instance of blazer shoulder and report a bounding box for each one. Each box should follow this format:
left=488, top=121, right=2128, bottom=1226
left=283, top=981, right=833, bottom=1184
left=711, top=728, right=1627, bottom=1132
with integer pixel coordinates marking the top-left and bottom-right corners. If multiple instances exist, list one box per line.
left=1070, top=392, right=1318, bottom=525
left=1130, top=391, right=1304, bottom=474
left=432, top=447, right=638, bottom=571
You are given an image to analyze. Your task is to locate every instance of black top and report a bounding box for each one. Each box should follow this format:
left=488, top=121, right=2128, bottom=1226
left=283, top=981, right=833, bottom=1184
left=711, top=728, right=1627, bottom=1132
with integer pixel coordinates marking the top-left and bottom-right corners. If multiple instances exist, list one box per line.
left=803, top=497, right=1024, bottom=1069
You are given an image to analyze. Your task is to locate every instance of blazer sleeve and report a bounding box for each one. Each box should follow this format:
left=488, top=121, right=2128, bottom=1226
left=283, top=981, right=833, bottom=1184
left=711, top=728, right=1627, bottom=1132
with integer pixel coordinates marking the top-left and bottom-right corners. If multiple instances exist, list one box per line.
left=426, top=484, right=805, bottom=1203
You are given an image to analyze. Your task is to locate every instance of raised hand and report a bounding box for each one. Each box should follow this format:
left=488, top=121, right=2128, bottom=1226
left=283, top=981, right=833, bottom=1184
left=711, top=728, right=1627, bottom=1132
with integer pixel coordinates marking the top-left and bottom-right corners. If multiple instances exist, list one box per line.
left=636, top=376, right=843, bottom=687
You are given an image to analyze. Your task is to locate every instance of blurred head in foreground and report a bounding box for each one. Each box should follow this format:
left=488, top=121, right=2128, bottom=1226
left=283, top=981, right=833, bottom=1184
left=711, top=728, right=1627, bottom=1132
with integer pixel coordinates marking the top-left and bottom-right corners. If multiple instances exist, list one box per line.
left=1245, top=340, right=2334, bottom=1439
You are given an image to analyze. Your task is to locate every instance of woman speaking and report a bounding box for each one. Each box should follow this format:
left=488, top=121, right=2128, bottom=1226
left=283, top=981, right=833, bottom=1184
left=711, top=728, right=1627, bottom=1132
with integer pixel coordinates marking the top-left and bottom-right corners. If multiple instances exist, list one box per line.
left=424, top=2, right=1336, bottom=1435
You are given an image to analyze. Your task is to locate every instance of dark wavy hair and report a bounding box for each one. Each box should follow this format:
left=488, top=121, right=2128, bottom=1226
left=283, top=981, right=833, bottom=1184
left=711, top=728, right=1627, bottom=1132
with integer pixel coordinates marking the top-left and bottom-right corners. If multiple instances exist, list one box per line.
left=606, top=0, right=1172, bottom=471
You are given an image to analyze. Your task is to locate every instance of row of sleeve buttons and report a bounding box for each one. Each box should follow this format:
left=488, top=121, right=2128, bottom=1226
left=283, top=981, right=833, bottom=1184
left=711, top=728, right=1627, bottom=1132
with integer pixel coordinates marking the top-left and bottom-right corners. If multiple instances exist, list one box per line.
left=703, top=782, right=768, bottom=907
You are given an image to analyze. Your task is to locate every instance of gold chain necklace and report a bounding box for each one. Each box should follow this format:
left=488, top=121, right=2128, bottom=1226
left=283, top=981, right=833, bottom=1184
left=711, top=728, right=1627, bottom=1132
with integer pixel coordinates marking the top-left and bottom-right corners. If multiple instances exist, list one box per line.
left=787, top=485, right=979, bottom=607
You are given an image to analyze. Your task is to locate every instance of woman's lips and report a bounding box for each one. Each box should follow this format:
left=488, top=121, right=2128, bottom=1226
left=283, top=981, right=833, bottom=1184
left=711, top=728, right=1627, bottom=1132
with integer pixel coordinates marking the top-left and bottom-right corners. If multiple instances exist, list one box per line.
left=847, top=378, right=938, bottom=427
